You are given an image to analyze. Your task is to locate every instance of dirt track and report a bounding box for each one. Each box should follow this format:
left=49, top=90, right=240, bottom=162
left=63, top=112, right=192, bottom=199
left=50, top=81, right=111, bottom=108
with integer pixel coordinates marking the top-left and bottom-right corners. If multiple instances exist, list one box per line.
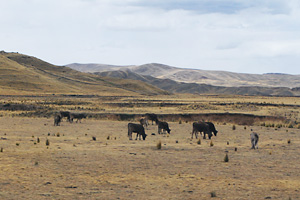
left=0, top=117, right=299, bottom=199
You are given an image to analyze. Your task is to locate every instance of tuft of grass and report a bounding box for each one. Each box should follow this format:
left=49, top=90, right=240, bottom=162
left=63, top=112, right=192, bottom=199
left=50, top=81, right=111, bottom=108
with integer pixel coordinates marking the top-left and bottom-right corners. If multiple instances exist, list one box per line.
left=227, top=141, right=229, bottom=145
left=244, top=126, right=247, bottom=130
left=232, top=125, right=236, bottom=130
left=0, top=147, right=3, bottom=152
left=56, top=132, right=60, bottom=137
left=234, top=147, right=237, bottom=151
left=107, top=136, right=110, bottom=140
left=46, top=139, right=50, bottom=146
left=224, top=153, right=229, bottom=162
left=16, top=143, right=20, bottom=146
left=288, top=139, right=291, bottom=144
left=210, top=191, right=217, bottom=197
left=197, top=139, right=201, bottom=145
left=179, top=120, right=182, bottom=124
left=210, top=140, right=214, bottom=147
left=156, top=141, right=162, bottom=150
left=37, top=137, right=40, bottom=143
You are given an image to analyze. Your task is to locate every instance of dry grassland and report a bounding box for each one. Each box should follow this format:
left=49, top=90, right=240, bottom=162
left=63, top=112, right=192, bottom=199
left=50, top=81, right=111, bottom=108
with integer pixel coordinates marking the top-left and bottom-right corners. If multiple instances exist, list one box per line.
left=0, top=115, right=300, bottom=199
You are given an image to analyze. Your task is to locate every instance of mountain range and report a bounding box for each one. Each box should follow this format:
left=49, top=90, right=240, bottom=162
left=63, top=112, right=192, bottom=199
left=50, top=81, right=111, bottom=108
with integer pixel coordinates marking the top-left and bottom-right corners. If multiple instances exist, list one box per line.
left=67, top=63, right=300, bottom=96
left=67, top=63, right=300, bottom=88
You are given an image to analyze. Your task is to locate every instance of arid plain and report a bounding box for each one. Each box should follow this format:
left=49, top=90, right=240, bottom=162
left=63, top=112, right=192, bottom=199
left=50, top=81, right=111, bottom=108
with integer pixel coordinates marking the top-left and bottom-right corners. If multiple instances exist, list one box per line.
left=0, top=95, right=300, bottom=200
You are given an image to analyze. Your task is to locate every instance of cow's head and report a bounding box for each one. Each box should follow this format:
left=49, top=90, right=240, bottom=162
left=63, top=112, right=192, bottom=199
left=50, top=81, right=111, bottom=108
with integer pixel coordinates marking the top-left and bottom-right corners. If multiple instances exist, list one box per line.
left=213, top=130, right=218, bottom=136
left=142, top=134, right=147, bottom=140
left=167, top=129, right=171, bottom=134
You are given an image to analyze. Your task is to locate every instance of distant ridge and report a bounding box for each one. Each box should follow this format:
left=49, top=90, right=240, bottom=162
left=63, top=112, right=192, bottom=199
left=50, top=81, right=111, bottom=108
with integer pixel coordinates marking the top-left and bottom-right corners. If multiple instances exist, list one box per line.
left=95, top=70, right=300, bottom=96
left=67, top=63, right=300, bottom=88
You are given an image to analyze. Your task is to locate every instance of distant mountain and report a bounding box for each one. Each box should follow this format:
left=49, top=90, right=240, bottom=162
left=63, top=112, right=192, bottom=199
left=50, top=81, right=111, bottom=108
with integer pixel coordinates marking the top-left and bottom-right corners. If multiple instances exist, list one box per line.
left=95, top=70, right=300, bottom=96
left=0, top=51, right=168, bottom=96
left=67, top=63, right=300, bottom=88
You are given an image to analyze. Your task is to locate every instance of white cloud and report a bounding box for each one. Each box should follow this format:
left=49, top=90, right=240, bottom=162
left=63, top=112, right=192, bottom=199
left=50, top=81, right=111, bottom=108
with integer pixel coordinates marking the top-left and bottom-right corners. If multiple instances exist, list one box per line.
left=0, top=0, right=300, bottom=74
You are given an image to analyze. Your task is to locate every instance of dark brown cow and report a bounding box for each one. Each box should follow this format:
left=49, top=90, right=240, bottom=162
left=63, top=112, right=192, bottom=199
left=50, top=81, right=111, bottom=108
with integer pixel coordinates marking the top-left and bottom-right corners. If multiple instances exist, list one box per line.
left=128, top=123, right=147, bottom=140
left=206, top=122, right=218, bottom=136
left=156, top=120, right=171, bottom=134
left=139, top=117, right=149, bottom=129
left=145, top=113, right=158, bottom=125
left=70, top=113, right=87, bottom=123
left=54, top=114, right=62, bottom=126
left=192, top=122, right=212, bottom=139
left=59, top=111, right=71, bottom=122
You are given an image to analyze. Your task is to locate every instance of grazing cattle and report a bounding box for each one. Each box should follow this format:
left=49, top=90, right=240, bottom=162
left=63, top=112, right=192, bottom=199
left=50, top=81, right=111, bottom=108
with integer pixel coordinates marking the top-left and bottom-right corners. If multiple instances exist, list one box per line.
left=54, top=114, right=62, bottom=126
left=145, top=113, right=158, bottom=125
left=59, top=111, right=71, bottom=122
left=128, top=123, right=147, bottom=140
left=156, top=120, right=171, bottom=134
left=139, top=117, right=149, bottom=129
left=206, top=122, right=218, bottom=136
left=70, top=113, right=87, bottom=123
left=250, top=132, right=259, bottom=149
left=192, top=122, right=212, bottom=139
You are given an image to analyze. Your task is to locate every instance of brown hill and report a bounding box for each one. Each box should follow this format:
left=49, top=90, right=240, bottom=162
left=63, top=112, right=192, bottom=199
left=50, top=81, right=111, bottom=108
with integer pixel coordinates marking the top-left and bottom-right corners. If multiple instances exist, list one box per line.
left=95, top=70, right=300, bottom=96
left=68, top=63, right=300, bottom=88
left=0, top=51, right=168, bottom=96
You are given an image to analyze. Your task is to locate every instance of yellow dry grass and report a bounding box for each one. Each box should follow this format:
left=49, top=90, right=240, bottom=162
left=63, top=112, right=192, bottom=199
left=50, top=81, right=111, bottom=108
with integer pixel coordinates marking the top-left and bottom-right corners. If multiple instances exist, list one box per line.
left=0, top=116, right=299, bottom=200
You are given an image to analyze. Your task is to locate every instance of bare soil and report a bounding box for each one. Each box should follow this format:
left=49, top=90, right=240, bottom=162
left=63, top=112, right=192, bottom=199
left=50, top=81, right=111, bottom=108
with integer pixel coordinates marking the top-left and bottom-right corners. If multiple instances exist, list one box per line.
left=0, top=117, right=299, bottom=200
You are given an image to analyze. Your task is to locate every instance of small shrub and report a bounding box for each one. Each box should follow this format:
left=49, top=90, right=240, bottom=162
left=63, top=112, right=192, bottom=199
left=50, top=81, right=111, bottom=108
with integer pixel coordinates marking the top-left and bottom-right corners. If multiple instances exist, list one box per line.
left=288, top=124, right=293, bottom=128
left=227, top=141, right=229, bottom=145
left=210, top=140, right=214, bottom=147
left=210, top=191, right=217, bottom=197
left=232, top=125, right=236, bottom=130
left=224, top=153, right=229, bottom=162
left=46, top=139, right=50, bottom=146
left=16, top=143, right=20, bottom=146
left=234, top=147, right=237, bottom=151
left=244, top=126, right=246, bottom=130
left=288, top=139, right=291, bottom=144
left=197, top=139, right=201, bottom=145
left=34, top=161, right=39, bottom=166
left=0, top=147, right=3, bottom=152
left=179, top=120, right=182, bottom=124
left=92, top=136, right=96, bottom=141
left=37, top=137, right=40, bottom=143
left=156, top=141, right=162, bottom=150
left=107, top=136, right=110, bottom=140
left=269, top=151, right=272, bottom=155
left=56, top=132, right=60, bottom=137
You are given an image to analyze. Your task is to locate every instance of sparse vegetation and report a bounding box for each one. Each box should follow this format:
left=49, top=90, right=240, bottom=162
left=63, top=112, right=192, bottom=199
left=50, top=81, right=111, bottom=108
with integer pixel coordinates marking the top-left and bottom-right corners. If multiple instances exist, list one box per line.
left=197, top=139, right=201, bottom=145
left=224, top=154, right=229, bottom=162
left=232, top=125, right=236, bottom=130
left=157, top=141, right=162, bottom=149
left=46, top=139, right=50, bottom=146
left=210, top=191, right=217, bottom=197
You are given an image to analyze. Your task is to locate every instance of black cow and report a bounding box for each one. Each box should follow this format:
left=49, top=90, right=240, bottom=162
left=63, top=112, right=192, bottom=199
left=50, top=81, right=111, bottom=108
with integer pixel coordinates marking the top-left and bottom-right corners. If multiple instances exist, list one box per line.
left=145, top=113, right=158, bottom=125
left=192, top=122, right=212, bottom=139
left=206, top=122, right=218, bottom=136
left=59, top=111, right=71, bottom=122
left=250, top=132, right=259, bottom=149
left=70, top=113, right=87, bottom=123
left=128, top=123, right=147, bottom=140
left=139, top=117, right=149, bottom=129
left=54, top=114, right=62, bottom=126
left=156, top=120, right=171, bottom=134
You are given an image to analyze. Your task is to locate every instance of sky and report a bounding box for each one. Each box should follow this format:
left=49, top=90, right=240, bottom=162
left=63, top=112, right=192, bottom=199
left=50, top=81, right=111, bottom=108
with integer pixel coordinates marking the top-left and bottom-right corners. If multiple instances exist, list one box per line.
left=1, top=0, right=300, bottom=74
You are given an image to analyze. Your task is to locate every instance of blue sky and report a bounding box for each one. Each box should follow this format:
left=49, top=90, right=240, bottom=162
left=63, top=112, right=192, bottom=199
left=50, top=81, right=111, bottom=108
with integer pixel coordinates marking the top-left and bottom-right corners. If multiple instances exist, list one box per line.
left=1, top=0, right=300, bottom=74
